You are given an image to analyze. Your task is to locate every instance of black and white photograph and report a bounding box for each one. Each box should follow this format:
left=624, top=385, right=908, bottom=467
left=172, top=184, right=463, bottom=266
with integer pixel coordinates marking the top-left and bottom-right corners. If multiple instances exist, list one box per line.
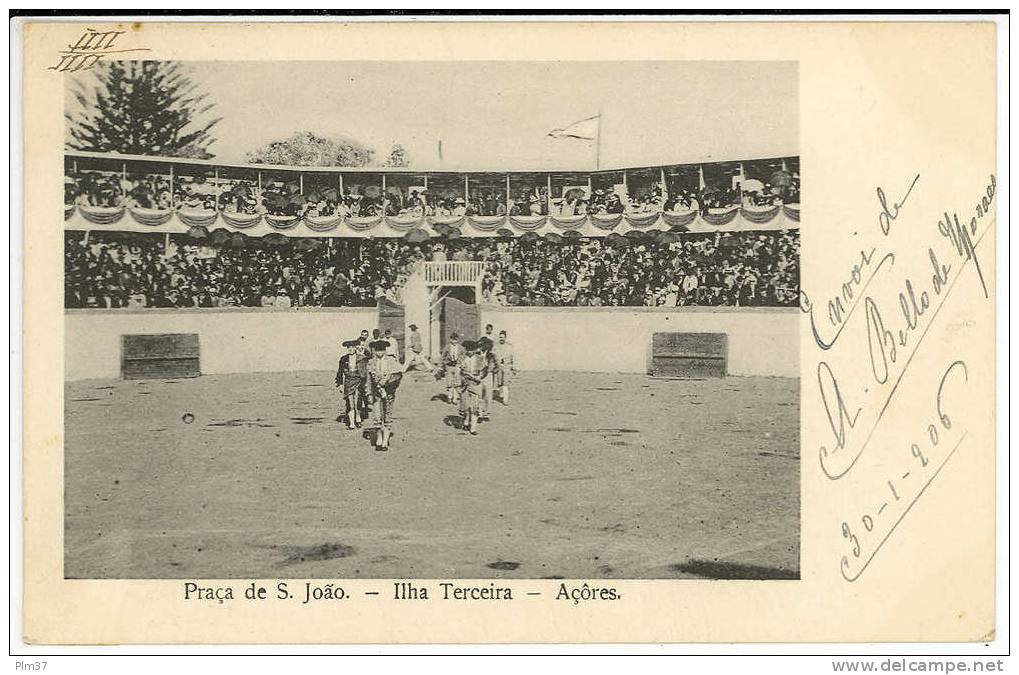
left=15, top=11, right=1006, bottom=657
left=61, top=59, right=800, bottom=580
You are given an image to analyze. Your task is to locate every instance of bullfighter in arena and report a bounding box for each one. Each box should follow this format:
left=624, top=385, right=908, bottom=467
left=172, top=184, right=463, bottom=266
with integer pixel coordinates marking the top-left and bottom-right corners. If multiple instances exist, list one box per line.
left=477, top=336, right=500, bottom=421
left=354, top=329, right=372, bottom=421
left=335, top=339, right=365, bottom=430
left=458, top=340, right=485, bottom=436
left=493, top=330, right=516, bottom=405
left=366, top=339, right=403, bottom=451
left=441, top=332, right=464, bottom=405
left=383, top=328, right=400, bottom=359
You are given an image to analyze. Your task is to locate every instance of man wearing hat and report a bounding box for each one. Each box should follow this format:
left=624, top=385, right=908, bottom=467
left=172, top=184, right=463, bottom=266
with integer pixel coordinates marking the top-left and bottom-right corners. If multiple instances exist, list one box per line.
left=458, top=340, right=485, bottom=435
left=404, top=323, right=434, bottom=372
left=479, top=325, right=497, bottom=416
left=476, top=336, right=500, bottom=421
left=355, top=329, right=372, bottom=420
left=382, top=328, right=400, bottom=360
left=441, top=333, right=465, bottom=405
left=366, top=339, right=402, bottom=451
left=335, top=339, right=365, bottom=430
left=493, top=330, right=516, bottom=405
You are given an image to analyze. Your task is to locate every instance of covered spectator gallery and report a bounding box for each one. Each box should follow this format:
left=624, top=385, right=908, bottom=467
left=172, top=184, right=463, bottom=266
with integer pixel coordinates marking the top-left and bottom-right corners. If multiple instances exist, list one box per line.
left=64, top=150, right=800, bottom=360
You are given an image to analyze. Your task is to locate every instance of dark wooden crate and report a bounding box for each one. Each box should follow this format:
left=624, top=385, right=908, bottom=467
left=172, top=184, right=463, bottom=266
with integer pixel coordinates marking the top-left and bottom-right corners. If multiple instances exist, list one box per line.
left=651, top=332, right=727, bottom=377
left=121, top=334, right=200, bottom=380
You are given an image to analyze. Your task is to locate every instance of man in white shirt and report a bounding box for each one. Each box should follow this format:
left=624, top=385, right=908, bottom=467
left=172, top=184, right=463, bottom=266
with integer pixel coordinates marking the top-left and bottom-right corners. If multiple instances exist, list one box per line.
left=366, top=339, right=402, bottom=451
left=404, top=324, right=434, bottom=372
left=383, top=328, right=400, bottom=360
left=492, top=330, right=516, bottom=405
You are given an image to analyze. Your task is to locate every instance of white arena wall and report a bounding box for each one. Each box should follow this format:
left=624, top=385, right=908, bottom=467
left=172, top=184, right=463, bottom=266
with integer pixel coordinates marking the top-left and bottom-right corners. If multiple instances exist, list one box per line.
left=64, top=307, right=377, bottom=382
left=479, top=306, right=798, bottom=377
left=64, top=306, right=798, bottom=381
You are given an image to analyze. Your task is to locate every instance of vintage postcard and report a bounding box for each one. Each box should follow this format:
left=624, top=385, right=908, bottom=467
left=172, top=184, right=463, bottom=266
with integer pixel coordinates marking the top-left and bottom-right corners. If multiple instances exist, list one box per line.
left=15, top=17, right=1000, bottom=646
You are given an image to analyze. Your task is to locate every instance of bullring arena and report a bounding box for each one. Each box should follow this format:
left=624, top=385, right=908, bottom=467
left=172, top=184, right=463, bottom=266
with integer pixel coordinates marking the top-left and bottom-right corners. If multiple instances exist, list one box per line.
left=64, top=152, right=800, bottom=580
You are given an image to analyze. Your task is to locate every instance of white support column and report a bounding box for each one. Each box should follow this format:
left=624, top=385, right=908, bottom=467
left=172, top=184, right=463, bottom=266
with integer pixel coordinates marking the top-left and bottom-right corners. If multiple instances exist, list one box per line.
left=169, top=165, right=175, bottom=209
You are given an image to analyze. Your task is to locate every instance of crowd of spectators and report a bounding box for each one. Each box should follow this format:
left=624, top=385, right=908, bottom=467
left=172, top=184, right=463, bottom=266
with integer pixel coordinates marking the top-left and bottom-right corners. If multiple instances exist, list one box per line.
left=64, top=171, right=390, bottom=218
left=64, top=229, right=799, bottom=310
left=65, top=168, right=801, bottom=220
left=476, top=232, right=799, bottom=307
left=64, top=233, right=415, bottom=309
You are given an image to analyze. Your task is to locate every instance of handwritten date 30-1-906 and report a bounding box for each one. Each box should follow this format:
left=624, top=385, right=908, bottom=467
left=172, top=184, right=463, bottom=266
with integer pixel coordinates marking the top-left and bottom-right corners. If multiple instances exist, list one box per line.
left=839, top=361, right=969, bottom=582
left=802, top=172, right=994, bottom=581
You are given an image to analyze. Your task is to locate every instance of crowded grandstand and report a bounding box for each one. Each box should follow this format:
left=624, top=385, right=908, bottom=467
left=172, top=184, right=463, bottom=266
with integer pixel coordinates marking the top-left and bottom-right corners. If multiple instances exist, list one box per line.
left=63, top=152, right=800, bottom=310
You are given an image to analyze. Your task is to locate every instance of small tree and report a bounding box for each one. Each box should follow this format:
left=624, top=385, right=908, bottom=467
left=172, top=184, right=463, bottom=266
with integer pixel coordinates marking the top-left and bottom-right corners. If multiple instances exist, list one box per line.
left=246, top=131, right=375, bottom=167
left=66, top=61, right=221, bottom=159
left=382, top=143, right=410, bottom=167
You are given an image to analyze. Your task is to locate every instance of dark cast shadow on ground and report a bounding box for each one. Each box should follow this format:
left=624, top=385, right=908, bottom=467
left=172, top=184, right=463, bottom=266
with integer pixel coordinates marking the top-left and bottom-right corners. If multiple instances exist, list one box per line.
left=669, top=558, right=799, bottom=580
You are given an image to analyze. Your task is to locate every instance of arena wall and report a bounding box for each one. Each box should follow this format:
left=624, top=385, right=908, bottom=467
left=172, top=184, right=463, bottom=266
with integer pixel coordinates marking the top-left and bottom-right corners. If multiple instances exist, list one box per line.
left=478, top=306, right=798, bottom=377
left=64, top=307, right=377, bottom=381
left=65, top=306, right=798, bottom=381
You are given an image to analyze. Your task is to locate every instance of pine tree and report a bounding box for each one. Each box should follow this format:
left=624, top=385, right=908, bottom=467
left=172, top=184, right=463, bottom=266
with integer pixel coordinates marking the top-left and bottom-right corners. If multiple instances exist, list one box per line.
left=382, top=143, right=410, bottom=167
left=66, top=61, right=221, bottom=159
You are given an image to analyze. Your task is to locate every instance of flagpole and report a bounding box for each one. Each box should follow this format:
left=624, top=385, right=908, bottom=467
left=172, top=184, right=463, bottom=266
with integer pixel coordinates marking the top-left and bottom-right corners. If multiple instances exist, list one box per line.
left=595, top=109, right=602, bottom=171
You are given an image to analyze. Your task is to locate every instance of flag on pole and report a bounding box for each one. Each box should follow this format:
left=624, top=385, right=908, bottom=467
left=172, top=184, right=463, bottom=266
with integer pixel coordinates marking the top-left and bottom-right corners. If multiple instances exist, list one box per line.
left=547, top=115, right=600, bottom=140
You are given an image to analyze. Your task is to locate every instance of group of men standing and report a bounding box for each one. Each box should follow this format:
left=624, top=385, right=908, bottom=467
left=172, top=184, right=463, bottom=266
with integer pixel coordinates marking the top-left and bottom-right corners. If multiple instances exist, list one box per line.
left=335, top=322, right=516, bottom=450
left=335, top=327, right=402, bottom=450
left=440, top=323, right=516, bottom=436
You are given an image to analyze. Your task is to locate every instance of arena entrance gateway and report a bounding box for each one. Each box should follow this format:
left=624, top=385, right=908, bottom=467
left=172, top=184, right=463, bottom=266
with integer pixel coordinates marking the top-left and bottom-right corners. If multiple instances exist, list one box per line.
left=393, top=261, right=485, bottom=360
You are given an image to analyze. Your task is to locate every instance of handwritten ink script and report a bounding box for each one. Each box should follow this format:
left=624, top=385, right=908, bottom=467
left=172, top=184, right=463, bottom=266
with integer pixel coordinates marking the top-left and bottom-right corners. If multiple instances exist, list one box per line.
left=48, top=27, right=150, bottom=73
left=800, top=172, right=996, bottom=581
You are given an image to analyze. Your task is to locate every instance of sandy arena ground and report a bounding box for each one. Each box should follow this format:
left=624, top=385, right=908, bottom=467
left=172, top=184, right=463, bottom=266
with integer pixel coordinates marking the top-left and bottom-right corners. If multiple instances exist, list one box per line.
left=64, top=370, right=799, bottom=579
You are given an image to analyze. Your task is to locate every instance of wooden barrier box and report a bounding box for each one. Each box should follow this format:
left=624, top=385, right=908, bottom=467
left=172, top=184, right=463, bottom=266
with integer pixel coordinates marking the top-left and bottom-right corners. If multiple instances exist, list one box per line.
left=120, top=333, right=200, bottom=380
left=651, top=332, right=727, bottom=377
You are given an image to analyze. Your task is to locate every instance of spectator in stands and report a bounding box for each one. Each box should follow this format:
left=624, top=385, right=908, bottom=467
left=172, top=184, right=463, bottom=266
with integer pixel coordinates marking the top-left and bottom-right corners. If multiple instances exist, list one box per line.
left=64, top=221, right=798, bottom=312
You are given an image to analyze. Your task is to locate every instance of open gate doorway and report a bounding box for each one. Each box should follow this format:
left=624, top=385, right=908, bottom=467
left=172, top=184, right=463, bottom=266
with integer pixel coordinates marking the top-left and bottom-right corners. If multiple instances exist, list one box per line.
left=434, top=287, right=480, bottom=357
left=398, top=261, right=486, bottom=361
